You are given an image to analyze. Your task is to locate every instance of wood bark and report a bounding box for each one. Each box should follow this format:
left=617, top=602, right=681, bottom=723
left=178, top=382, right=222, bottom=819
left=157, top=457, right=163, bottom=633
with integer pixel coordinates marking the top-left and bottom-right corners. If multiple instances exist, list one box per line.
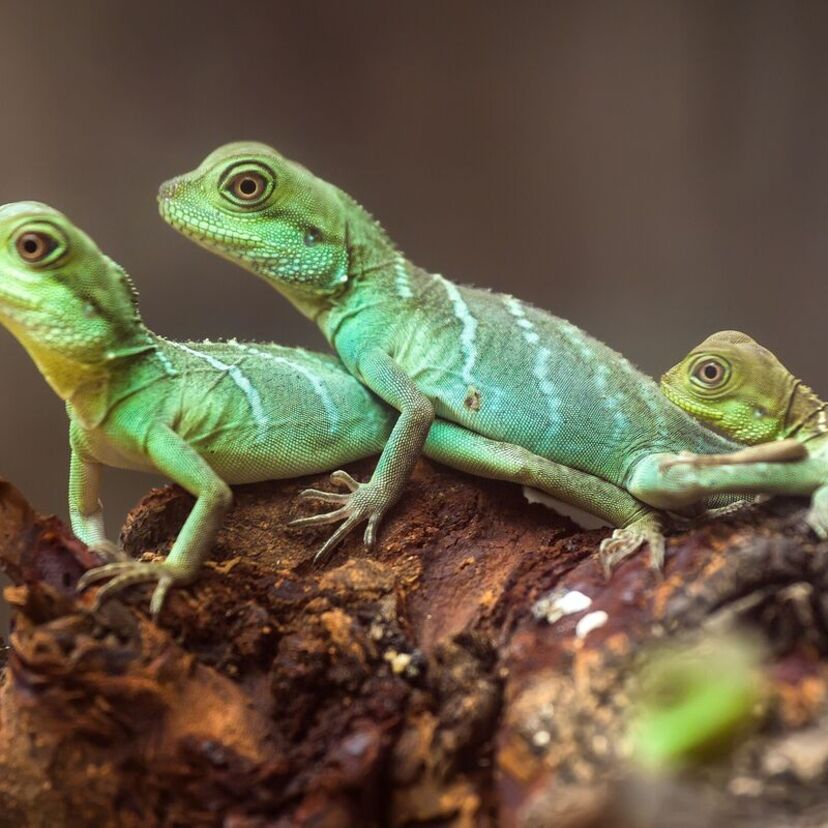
left=1, top=460, right=828, bottom=827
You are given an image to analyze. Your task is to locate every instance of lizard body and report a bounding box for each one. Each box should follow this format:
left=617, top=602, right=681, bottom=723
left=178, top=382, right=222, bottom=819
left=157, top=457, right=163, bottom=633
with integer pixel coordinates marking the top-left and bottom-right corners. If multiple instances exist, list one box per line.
left=158, top=142, right=756, bottom=567
left=2, top=201, right=694, bottom=613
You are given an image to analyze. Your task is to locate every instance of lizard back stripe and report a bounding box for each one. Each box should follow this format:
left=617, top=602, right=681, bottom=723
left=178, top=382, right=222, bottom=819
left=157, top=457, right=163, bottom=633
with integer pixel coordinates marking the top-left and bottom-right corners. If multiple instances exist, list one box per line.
left=170, top=341, right=268, bottom=436
left=154, top=348, right=178, bottom=378
left=504, top=296, right=562, bottom=427
left=436, top=274, right=478, bottom=386
left=393, top=255, right=414, bottom=299
left=234, top=342, right=340, bottom=435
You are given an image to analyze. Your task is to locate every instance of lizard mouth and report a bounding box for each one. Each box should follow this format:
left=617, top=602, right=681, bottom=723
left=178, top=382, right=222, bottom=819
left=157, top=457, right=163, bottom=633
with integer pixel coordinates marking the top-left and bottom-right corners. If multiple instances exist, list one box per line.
left=158, top=199, right=259, bottom=257
left=660, top=383, right=724, bottom=424
left=0, top=284, right=38, bottom=313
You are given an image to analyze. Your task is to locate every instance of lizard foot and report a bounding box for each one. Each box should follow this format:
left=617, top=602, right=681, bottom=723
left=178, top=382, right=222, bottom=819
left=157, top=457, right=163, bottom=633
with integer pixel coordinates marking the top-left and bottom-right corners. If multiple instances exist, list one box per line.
left=599, top=513, right=666, bottom=577
left=77, top=560, right=192, bottom=619
left=87, top=539, right=132, bottom=563
left=290, top=470, right=394, bottom=565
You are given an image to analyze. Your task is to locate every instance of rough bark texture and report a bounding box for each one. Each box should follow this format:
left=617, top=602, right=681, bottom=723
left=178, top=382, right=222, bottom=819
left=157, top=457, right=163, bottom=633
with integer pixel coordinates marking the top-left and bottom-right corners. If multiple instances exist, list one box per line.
left=2, top=460, right=828, bottom=827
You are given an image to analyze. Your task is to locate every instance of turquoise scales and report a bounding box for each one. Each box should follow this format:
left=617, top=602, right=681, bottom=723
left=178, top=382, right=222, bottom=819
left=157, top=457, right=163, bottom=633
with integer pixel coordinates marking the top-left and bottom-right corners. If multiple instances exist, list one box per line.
left=160, top=142, right=768, bottom=566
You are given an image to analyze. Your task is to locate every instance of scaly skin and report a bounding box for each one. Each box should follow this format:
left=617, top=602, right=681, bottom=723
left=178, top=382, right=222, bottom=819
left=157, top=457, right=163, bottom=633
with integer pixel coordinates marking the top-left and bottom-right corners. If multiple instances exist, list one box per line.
left=659, top=330, right=828, bottom=536
left=158, top=141, right=767, bottom=569
left=0, top=202, right=701, bottom=614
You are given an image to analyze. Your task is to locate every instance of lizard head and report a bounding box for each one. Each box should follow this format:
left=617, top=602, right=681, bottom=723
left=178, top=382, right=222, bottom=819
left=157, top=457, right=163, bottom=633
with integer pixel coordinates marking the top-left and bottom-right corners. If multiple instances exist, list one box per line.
left=0, top=201, right=146, bottom=397
left=659, top=330, right=799, bottom=444
left=158, top=141, right=373, bottom=311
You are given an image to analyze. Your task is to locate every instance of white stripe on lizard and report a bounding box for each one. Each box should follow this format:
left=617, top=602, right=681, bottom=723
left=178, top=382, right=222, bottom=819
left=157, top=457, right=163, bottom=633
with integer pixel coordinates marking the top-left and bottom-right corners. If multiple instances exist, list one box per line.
left=393, top=254, right=414, bottom=299
left=233, top=342, right=340, bottom=435
left=504, top=296, right=562, bottom=427
left=170, top=341, right=268, bottom=435
left=154, top=347, right=178, bottom=377
left=436, top=274, right=478, bottom=386
left=556, top=315, right=664, bottom=421
left=594, top=363, right=630, bottom=435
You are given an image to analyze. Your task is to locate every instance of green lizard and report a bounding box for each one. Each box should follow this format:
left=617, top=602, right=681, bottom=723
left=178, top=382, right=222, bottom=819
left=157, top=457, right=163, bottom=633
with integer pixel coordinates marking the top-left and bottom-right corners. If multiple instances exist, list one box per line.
left=659, top=330, right=828, bottom=536
left=3, top=201, right=711, bottom=615
left=157, top=141, right=780, bottom=569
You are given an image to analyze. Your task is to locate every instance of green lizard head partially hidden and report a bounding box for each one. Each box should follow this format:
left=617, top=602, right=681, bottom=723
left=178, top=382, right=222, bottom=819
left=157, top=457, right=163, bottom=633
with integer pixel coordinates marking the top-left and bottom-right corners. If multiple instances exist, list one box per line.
left=0, top=201, right=147, bottom=399
left=660, top=330, right=823, bottom=444
left=158, top=142, right=387, bottom=313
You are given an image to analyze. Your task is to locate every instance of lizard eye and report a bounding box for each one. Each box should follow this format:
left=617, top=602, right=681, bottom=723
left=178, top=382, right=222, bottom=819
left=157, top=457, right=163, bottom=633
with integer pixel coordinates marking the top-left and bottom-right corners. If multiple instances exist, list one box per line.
left=13, top=229, right=64, bottom=265
left=691, top=358, right=729, bottom=388
left=221, top=163, right=275, bottom=207
left=230, top=172, right=266, bottom=201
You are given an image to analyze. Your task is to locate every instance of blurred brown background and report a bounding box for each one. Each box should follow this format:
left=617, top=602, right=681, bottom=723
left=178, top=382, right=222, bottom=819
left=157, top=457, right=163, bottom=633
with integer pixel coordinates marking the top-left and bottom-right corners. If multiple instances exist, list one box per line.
left=1, top=1, right=828, bottom=626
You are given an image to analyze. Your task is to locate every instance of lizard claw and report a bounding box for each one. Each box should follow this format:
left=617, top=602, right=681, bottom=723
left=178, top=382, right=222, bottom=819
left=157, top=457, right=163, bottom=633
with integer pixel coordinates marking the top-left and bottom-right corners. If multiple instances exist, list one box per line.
left=87, top=539, right=132, bottom=563
left=289, top=469, right=394, bottom=565
left=330, top=470, right=361, bottom=492
left=77, top=560, right=192, bottom=619
left=599, top=513, right=666, bottom=577
left=296, top=488, right=351, bottom=506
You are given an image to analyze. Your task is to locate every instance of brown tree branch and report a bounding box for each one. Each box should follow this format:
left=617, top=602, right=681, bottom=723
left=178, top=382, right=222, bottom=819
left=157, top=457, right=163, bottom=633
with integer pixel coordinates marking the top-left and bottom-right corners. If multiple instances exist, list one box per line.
left=1, top=461, right=828, bottom=827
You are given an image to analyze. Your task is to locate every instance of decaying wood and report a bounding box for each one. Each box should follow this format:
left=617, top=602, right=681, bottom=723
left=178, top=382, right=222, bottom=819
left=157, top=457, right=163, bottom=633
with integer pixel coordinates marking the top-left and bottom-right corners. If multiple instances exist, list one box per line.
left=2, top=460, right=828, bottom=827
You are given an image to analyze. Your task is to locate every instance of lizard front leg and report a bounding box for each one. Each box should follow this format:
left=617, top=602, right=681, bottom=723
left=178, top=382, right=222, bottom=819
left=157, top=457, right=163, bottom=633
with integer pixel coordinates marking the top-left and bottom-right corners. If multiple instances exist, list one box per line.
left=658, top=438, right=807, bottom=470
left=292, top=348, right=434, bottom=563
left=68, top=427, right=129, bottom=563
left=78, top=425, right=232, bottom=618
left=423, top=421, right=666, bottom=573
left=629, top=452, right=828, bottom=537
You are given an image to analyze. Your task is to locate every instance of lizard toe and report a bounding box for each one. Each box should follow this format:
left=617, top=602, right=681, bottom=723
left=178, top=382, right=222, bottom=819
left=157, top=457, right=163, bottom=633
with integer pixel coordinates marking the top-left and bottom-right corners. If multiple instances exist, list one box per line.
left=88, top=539, right=132, bottom=563
left=79, top=560, right=191, bottom=617
left=599, top=513, right=666, bottom=577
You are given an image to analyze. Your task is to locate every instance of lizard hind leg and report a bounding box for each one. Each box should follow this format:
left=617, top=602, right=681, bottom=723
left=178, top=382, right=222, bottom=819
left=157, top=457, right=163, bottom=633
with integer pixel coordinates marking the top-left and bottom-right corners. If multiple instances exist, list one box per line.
left=422, top=421, right=669, bottom=575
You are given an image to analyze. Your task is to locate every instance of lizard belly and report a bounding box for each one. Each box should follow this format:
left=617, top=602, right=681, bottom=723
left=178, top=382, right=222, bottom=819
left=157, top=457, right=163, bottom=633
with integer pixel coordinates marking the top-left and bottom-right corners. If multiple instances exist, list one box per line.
left=80, top=428, right=159, bottom=473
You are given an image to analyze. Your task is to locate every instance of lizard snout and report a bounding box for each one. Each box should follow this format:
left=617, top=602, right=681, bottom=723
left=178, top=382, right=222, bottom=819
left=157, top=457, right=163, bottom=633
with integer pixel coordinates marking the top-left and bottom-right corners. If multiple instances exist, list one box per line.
left=157, top=177, right=185, bottom=201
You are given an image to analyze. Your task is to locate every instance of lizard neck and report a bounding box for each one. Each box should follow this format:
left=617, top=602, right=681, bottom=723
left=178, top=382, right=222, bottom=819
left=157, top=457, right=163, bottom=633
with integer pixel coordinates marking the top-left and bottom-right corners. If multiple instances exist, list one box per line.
left=311, top=198, right=405, bottom=341
left=4, top=314, right=117, bottom=404
left=342, top=193, right=401, bottom=287
left=25, top=319, right=161, bottom=429
left=18, top=335, right=109, bottom=403
left=782, top=380, right=828, bottom=442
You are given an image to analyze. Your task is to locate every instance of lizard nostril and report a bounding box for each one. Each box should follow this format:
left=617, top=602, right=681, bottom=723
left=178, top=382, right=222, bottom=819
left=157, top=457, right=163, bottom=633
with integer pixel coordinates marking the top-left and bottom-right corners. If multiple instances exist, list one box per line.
left=158, top=178, right=182, bottom=201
